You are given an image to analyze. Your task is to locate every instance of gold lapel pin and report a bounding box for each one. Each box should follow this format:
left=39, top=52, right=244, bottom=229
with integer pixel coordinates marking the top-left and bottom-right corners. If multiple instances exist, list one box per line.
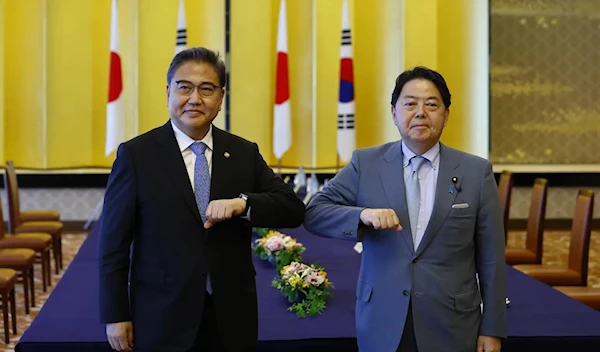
left=224, top=152, right=230, bottom=158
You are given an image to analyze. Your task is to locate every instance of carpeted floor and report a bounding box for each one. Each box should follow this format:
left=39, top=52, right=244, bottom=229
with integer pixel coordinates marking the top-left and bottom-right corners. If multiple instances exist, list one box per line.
left=507, top=230, right=600, bottom=287
left=0, top=230, right=597, bottom=351
left=0, top=233, right=87, bottom=350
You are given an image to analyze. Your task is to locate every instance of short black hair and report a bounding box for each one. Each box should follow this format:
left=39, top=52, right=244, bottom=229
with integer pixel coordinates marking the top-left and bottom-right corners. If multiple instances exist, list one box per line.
left=166, top=47, right=227, bottom=87
left=390, top=66, right=451, bottom=108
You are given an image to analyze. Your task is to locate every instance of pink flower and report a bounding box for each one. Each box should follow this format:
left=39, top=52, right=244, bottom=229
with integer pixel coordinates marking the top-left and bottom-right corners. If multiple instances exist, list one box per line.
left=266, top=236, right=284, bottom=253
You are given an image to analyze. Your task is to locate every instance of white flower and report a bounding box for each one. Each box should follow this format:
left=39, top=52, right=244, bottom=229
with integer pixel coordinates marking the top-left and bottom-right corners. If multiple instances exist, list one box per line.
left=305, top=271, right=325, bottom=286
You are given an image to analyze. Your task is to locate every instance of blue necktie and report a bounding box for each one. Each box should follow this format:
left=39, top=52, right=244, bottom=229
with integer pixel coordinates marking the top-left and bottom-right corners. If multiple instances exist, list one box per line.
left=189, top=142, right=212, bottom=294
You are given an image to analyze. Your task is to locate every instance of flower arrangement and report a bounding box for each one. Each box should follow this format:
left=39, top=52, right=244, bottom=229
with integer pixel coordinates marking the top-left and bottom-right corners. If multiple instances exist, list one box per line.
left=271, top=261, right=334, bottom=317
left=253, top=231, right=306, bottom=272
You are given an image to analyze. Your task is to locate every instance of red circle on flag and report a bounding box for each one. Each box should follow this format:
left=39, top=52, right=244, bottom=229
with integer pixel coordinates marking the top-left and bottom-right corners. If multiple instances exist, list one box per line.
left=108, top=52, right=123, bottom=102
left=275, top=52, right=289, bottom=104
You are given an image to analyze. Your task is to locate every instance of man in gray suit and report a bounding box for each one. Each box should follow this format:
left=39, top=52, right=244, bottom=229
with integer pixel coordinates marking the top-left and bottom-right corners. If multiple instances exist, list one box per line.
left=304, top=67, right=506, bottom=352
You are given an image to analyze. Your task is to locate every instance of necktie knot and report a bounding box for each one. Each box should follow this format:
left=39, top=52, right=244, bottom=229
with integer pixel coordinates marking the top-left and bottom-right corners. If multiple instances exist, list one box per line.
left=190, top=142, right=207, bottom=156
left=411, top=156, right=426, bottom=174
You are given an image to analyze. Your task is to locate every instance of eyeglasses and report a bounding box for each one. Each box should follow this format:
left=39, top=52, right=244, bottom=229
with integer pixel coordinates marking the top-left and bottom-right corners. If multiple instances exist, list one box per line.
left=173, top=80, right=223, bottom=97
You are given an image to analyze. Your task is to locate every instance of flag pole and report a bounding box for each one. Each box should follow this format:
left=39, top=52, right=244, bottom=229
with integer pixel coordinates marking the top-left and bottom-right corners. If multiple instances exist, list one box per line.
left=273, top=0, right=291, bottom=171
left=105, top=0, right=126, bottom=156
left=336, top=0, right=355, bottom=173
left=175, top=0, right=187, bottom=54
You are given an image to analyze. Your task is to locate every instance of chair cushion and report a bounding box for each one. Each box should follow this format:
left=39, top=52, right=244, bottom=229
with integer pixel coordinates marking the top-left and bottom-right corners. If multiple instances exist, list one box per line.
left=16, top=221, right=63, bottom=235
left=554, top=286, right=600, bottom=310
left=0, top=233, right=52, bottom=250
left=0, top=248, right=36, bottom=266
left=506, top=248, right=538, bottom=265
left=21, top=210, right=60, bottom=222
left=0, top=268, right=17, bottom=287
left=513, top=264, right=583, bottom=286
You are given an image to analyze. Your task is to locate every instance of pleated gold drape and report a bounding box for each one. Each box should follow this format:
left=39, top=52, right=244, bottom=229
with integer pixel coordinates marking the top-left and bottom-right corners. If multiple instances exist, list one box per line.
left=0, top=0, right=485, bottom=169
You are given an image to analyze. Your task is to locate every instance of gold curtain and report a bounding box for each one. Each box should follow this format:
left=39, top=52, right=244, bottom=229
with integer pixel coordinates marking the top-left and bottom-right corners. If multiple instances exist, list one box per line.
left=490, top=0, right=600, bottom=165
left=230, top=0, right=405, bottom=169
left=0, top=0, right=483, bottom=169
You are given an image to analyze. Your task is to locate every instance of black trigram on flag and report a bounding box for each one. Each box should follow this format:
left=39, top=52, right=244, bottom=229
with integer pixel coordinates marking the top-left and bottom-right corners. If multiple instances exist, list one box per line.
left=337, top=0, right=356, bottom=163
left=338, top=113, right=355, bottom=130
left=175, top=0, right=187, bottom=54
left=341, top=29, right=351, bottom=46
left=177, top=29, right=187, bottom=47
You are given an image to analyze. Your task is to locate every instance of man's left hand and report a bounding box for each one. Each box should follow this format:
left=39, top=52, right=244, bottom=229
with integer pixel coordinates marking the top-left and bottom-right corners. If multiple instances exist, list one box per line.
left=477, top=335, right=501, bottom=352
left=204, top=198, right=246, bottom=229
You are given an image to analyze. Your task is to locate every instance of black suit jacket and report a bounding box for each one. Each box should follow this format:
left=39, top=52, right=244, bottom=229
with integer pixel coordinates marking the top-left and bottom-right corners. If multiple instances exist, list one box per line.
left=98, top=122, right=305, bottom=351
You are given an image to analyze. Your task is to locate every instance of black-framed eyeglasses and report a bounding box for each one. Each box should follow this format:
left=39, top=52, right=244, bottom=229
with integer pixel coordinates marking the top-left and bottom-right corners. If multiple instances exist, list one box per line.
left=173, top=80, right=223, bottom=97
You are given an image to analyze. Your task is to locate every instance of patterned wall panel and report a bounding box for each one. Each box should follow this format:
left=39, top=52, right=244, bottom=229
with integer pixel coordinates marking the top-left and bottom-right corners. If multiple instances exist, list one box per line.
left=508, top=187, right=600, bottom=219
left=1, top=186, right=598, bottom=222
left=490, top=0, right=600, bottom=164
left=1, top=188, right=105, bottom=222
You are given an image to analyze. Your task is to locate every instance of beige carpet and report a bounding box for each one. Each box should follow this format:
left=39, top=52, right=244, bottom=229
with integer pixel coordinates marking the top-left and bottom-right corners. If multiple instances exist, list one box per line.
left=0, top=233, right=87, bottom=351
left=507, top=230, right=600, bottom=287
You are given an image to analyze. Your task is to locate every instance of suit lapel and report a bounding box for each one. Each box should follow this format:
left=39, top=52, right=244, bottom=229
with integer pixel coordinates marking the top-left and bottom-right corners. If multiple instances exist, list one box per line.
left=415, top=144, right=461, bottom=256
left=378, top=142, right=414, bottom=254
left=210, top=127, right=232, bottom=201
left=154, top=121, right=202, bottom=224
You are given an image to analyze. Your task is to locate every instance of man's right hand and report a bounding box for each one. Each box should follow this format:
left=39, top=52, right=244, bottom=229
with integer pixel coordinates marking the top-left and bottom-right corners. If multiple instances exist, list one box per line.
left=360, top=208, right=402, bottom=231
left=106, top=321, right=133, bottom=352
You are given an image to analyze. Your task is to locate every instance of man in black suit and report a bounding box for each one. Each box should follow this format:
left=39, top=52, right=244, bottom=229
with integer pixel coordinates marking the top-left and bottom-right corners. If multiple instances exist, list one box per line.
left=98, top=47, right=305, bottom=352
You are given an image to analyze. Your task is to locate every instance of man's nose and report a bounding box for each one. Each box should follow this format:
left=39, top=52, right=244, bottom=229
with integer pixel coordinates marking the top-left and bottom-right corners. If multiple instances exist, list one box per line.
left=415, top=102, right=426, bottom=118
left=188, top=87, right=203, bottom=104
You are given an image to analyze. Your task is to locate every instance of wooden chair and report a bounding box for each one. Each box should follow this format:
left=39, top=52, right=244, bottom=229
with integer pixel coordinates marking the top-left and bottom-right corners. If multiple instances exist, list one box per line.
left=4, top=162, right=64, bottom=274
left=0, top=200, right=52, bottom=293
left=514, top=190, right=594, bottom=286
left=0, top=268, right=17, bottom=344
left=0, top=249, right=36, bottom=314
left=553, top=286, right=600, bottom=311
left=498, top=170, right=514, bottom=243
left=505, top=178, right=547, bottom=265
left=5, top=161, right=61, bottom=222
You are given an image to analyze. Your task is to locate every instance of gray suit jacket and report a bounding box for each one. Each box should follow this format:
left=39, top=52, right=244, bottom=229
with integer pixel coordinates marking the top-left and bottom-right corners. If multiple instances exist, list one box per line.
left=304, top=141, right=507, bottom=352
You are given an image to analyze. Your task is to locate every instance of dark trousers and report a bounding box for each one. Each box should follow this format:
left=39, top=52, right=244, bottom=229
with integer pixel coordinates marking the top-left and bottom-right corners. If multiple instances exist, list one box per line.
left=188, top=293, right=229, bottom=352
left=397, top=302, right=419, bottom=352
left=136, top=293, right=255, bottom=352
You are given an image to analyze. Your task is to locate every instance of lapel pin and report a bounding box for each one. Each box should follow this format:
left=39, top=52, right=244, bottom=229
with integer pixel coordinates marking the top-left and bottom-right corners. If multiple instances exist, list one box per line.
left=452, top=177, right=461, bottom=192
left=224, top=152, right=230, bottom=158
left=449, top=185, right=455, bottom=194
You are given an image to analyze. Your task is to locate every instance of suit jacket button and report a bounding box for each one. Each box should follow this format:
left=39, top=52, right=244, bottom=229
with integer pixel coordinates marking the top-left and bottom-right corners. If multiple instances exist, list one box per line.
left=402, top=290, right=410, bottom=296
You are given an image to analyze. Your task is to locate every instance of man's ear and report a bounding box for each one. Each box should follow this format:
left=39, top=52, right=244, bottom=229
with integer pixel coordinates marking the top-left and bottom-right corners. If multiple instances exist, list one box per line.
left=443, top=108, right=450, bottom=127
left=166, top=85, right=170, bottom=106
left=391, top=106, right=399, bottom=127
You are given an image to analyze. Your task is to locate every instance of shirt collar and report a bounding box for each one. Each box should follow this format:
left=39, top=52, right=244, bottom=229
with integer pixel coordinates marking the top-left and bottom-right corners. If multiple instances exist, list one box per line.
left=171, top=120, right=213, bottom=153
left=402, top=140, right=440, bottom=169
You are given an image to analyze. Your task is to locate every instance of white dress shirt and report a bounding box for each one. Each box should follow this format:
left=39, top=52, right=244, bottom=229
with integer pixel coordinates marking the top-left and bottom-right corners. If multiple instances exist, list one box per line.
left=171, top=121, right=213, bottom=189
